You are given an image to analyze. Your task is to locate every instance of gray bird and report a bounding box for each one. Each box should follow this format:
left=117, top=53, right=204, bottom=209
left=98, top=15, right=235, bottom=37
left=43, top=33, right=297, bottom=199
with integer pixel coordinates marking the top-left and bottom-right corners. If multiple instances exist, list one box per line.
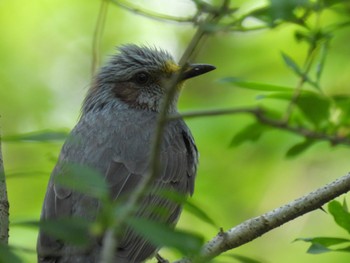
left=37, top=44, right=215, bottom=263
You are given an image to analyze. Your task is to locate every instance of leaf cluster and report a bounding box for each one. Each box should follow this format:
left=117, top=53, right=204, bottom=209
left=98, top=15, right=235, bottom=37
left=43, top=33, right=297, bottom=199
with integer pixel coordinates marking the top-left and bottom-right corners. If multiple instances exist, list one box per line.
left=217, top=0, right=350, bottom=157
left=296, top=199, right=350, bottom=254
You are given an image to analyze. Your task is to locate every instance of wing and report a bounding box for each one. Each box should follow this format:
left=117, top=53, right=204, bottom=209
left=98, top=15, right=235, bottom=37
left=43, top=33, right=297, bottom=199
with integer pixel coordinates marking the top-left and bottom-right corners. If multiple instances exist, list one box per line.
left=37, top=116, right=114, bottom=262
left=105, top=120, right=198, bottom=262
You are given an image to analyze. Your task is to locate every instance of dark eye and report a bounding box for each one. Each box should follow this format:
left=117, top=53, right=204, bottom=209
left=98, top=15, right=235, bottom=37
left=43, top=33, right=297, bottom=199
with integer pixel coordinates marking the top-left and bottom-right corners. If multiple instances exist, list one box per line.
left=134, top=72, right=150, bottom=85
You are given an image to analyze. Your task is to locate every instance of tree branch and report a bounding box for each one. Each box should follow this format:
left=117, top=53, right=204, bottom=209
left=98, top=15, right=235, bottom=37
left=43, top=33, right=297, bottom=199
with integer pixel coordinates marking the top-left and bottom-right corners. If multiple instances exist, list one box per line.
left=0, top=129, right=9, bottom=244
left=173, top=172, right=350, bottom=263
left=168, top=107, right=350, bottom=146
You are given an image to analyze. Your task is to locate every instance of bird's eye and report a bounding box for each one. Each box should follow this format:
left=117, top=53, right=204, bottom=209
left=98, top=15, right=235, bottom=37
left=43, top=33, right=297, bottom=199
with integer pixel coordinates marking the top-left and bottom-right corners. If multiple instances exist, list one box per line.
left=135, top=72, right=151, bottom=85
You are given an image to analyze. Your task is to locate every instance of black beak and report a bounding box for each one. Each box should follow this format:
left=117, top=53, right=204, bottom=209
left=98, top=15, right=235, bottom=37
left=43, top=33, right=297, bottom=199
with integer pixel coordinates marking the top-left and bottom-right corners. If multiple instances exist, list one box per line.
left=181, top=64, right=216, bottom=80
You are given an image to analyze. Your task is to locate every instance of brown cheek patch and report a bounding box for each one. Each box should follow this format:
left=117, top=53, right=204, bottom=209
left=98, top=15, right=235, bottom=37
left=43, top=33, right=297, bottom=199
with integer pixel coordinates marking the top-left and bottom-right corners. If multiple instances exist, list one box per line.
left=113, top=82, right=141, bottom=106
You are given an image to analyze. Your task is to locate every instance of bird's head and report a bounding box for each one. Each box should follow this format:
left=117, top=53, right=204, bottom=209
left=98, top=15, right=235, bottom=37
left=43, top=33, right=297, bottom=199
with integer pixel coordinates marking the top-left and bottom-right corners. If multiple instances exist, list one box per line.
left=83, top=44, right=215, bottom=113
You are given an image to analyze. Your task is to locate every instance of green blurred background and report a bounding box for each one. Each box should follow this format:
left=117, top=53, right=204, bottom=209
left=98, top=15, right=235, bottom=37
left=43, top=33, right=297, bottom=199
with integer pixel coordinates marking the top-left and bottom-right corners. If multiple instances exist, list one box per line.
left=1, top=0, right=350, bottom=262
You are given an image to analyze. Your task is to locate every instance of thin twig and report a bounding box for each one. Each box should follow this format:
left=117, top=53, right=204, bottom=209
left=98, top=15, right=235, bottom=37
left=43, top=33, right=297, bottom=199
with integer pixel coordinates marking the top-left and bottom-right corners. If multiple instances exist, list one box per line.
left=0, top=127, right=9, bottom=244
left=92, top=0, right=110, bottom=76
left=173, top=172, right=350, bottom=263
left=110, top=0, right=277, bottom=33
left=168, top=107, right=350, bottom=146
left=110, top=0, right=194, bottom=23
left=167, top=107, right=259, bottom=120
left=99, top=229, right=116, bottom=263
left=283, top=23, right=322, bottom=122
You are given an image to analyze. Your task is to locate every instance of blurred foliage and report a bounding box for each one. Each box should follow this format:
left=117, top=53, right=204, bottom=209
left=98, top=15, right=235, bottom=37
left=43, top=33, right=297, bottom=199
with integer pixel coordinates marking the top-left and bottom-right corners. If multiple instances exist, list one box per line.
left=0, top=244, right=22, bottom=263
left=2, top=130, right=69, bottom=143
left=1, top=0, right=350, bottom=262
left=296, top=199, right=350, bottom=254
left=21, top=218, right=93, bottom=247
left=128, top=218, right=205, bottom=256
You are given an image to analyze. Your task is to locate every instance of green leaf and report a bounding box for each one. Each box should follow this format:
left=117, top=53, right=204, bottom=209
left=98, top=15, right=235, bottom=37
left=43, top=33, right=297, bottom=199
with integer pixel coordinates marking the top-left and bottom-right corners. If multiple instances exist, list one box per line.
left=329, top=20, right=350, bottom=31
left=332, top=95, right=350, bottom=126
left=230, top=254, right=262, bottom=263
left=328, top=200, right=350, bottom=234
left=286, top=139, right=316, bottom=158
left=184, top=200, right=217, bottom=228
left=248, top=0, right=310, bottom=27
left=55, top=163, right=109, bottom=200
left=337, top=245, right=350, bottom=253
left=149, top=189, right=217, bottom=228
left=0, top=244, right=23, bottom=263
left=281, top=53, right=319, bottom=89
left=296, top=237, right=350, bottom=254
left=296, top=237, right=350, bottom=247
left=231, top=122, right=270, bottom=146
left=281, top=52, right=303, bottom=75
left=269, top=0, right=309, bottom=23
left=296, top=93, right=330, bottom=126
left=322, top=0, right=350, bottom=8
left=2, top=129, right=69, bottom=142
left=128, top=217, right=204, bottom=255
left=343, top=199, right=349, bottom=212
left=308, top=242, right=332, bottom=254
left=265, top=91, right=330, bottom=127
left=19, top=218, right=92, bottom=246
left=247, top=6, right=274, bottom=26
left=315, top=41, right=329, bottom=85
left=220, top=77, right=293, bottom=92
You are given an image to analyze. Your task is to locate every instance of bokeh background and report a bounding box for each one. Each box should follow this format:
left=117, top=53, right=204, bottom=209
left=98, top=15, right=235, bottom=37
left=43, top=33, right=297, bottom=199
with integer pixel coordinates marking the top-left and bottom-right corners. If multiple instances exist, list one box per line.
left=1, top=0, right=350, bottom=262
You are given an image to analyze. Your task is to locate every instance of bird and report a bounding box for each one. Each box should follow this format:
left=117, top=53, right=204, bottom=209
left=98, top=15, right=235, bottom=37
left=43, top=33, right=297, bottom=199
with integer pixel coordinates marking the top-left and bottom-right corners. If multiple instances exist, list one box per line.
left=37, top=44, right=215, bottom=263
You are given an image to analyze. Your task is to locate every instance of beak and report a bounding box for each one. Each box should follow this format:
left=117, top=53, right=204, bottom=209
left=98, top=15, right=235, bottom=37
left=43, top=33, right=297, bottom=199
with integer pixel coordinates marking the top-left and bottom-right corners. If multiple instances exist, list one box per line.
left=181, top=64, right=216, bottom=80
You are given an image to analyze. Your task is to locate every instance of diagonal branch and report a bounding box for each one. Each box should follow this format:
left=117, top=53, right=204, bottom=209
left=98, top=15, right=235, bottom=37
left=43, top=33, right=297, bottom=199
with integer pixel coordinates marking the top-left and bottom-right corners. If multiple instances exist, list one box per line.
left=173, top=172, right=350, bottom=263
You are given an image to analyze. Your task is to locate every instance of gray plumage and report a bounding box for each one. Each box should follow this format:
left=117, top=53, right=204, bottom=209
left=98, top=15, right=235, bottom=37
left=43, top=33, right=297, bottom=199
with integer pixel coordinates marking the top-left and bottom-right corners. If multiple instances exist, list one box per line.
left=37, top=45, right=214, bottom=263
